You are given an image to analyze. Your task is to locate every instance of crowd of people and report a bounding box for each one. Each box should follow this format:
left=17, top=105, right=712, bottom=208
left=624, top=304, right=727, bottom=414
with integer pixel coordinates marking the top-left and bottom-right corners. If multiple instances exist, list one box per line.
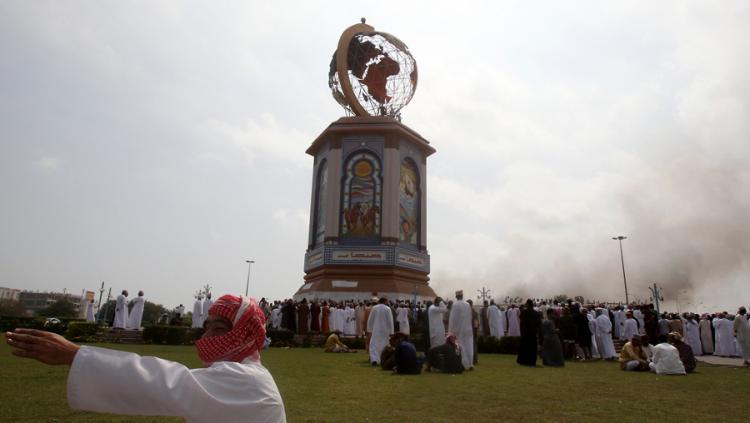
left=255, top=294, right=750, bottom=372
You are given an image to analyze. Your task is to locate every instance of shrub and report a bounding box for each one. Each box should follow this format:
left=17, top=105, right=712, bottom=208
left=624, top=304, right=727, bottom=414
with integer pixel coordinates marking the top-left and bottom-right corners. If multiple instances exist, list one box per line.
left=65, top=322, right=100, bottom=343
left=0, top=316, right=42, bottom=333
left=267, top=329, right=295, bottom=347
left=478, top=335, right=521, bottom=355
left=340, top=336, right=365, bottom=350
left=142, top=325, right=204, bottom=345
left=184, top=328, right=204, bottom=345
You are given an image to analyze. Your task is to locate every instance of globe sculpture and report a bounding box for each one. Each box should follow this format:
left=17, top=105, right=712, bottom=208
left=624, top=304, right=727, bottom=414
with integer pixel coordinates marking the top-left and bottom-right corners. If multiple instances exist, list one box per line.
left=328, top=19, right=418, bottom=117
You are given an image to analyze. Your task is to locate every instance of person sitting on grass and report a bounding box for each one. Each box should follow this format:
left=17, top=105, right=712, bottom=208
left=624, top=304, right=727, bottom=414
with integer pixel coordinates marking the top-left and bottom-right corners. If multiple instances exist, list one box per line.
left=392, top=332, right=421, bottom=375
left=619, top=335, right=649, bottom=371
left=668, top=331, right=696, bottom=373
left=425, top=332, right=464, bottom=374
left=380, top=334, right=398, bottom=371
left=324, top=330, right=354, bottom=353
left=5, top=294, right=286, bottom=423
left=649, top=336, right=686, bottom=375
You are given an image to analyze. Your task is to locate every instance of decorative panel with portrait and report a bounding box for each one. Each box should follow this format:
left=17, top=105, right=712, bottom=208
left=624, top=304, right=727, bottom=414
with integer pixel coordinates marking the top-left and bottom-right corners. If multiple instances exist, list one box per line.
left=340, top=151, right=382, bottom=241
left=399, top=158, right=420, bottom=246
left=313, top=160, right=328, bottom=246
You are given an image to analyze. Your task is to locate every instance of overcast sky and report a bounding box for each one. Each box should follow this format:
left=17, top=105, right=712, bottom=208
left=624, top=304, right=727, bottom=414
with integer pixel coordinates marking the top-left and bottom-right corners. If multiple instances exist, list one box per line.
left=2, top=1, right=748, bottom=312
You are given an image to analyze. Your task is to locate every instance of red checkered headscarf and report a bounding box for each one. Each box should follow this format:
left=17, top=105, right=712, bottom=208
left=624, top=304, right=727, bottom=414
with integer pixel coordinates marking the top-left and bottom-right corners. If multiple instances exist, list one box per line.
left=195, top=295, right=266, bottom=366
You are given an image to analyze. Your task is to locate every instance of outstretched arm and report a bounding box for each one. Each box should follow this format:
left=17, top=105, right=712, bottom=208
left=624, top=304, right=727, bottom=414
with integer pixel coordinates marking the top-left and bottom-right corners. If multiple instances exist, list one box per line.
left=5, top=328, right=80, bottom=365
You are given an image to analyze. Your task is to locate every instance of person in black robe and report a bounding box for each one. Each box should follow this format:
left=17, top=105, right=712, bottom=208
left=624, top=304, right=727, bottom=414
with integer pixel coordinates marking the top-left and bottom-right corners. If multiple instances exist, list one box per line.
left=558, top=307, right=577, bottom=360
left=541, top=309, right=565, bottom=367
left=467, top=299, right=479, bottom=365
left=310, top=301, right=321, bottom=332
left=281, top=299, right=296, bottom=333
left=297, top=299, right=309, bottom=335
left=573, top=304, right=592, bottom=360
left=516, top=299, right=541, bottom=366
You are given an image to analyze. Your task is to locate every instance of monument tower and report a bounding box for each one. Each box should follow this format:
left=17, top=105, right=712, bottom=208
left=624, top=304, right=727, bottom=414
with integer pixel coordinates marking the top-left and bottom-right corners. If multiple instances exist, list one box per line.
left=294, top=19, right=437, bottom=302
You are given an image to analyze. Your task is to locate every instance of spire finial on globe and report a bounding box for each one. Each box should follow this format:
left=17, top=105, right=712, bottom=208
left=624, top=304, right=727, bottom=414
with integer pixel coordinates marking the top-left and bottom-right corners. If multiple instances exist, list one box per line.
left=328, top=20, right=418, bottom=118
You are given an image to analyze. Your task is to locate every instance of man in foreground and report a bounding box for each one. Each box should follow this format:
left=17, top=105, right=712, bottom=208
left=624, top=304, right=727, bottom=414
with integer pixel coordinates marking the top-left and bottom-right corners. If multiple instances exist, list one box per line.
left=6, top=294, right=286, bottom=423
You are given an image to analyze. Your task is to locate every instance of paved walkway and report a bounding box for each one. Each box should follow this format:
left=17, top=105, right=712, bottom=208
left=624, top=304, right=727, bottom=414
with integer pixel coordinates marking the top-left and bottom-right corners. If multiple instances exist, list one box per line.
left=697, top=355, right=747, bottom=367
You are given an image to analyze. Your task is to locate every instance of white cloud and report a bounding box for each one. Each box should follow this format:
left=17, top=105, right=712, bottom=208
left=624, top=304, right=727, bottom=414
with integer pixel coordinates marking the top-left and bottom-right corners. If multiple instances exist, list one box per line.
left=31, top=157, right=61, bottom=171
left=198, top=113, right=310, bottom=168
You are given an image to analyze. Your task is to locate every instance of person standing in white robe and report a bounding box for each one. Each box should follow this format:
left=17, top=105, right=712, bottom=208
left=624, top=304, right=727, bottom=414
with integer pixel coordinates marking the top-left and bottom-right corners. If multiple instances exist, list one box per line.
left=733, top=307, right=750, bottom=365
left=488, top=300, right=505, bottom=339
left=613, top=307, right=625, bottom=340
left=366, top=298, right=394, bottom=364
left=683, top=314, right=702, bottom=356
left=85, top=300, right=97, bottom=323
left=622, top=312, right=639, bottom=341
left=714, top=314, right=735, bottom=357
left=633, top=308, right=645, bottom=335
left=331, top=305, right=343, bottom=333
left=355, top=303, right=366, bottom=337
left=448, top=292, right=474, bottom=370
left=587, top=310, right=600, bottom=359
left=344, top=304, right=356, bottom=336
left=506, top=305, right=521, bottom=337
left=192, top=297, right=204, bottom=329
left=428, top=298, right=448, bottom=348
left=270, top=306, right=282, bottom=330
left=113, top=290, right=129, bottom=329
left=396, top=304, right=410, bottom=335
left=127, top=291, right=146, bottom=330
left=594, top=309, right=617, bottom=359
left=202, top=293, right=213, bottom=324
left=6, top=294, right=286, bottom=423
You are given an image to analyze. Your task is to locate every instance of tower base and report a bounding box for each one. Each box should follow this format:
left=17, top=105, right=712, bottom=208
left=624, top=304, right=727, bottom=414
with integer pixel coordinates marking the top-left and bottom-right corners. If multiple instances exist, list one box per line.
left=294, top=265, right=436, bottom=303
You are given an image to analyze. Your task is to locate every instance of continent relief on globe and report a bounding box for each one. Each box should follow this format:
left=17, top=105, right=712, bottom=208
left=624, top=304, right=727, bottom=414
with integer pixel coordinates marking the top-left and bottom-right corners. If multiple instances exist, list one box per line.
left=346, top=38, right=400, bottom=104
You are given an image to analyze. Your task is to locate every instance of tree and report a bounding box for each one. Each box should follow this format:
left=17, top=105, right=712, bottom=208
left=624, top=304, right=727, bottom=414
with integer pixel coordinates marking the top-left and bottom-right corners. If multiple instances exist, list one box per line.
left=97, top=300, right=116, bottom=324
left=0, top=299, right=27, bottom=317
left=141, top=301, right=168, bottom=325
left=38, top=298, right=78, bottom=318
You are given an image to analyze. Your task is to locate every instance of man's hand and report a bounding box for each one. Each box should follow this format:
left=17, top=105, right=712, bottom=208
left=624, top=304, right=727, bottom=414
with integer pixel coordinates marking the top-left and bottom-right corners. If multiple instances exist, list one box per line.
left=5, top=328, right=80, bottom=366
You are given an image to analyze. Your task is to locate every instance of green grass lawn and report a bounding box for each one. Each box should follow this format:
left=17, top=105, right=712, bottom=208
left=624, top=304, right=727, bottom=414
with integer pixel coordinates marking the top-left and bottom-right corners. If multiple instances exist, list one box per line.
left=2, top=341, right=747, bottom=422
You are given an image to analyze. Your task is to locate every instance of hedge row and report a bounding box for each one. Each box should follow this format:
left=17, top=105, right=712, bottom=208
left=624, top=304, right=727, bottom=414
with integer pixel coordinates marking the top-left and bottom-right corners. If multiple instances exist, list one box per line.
left=0, top=316, right=88, bottom=336
left=142, top=325, right=205, bottom=345
left=478, top=335, right=521, bottom=354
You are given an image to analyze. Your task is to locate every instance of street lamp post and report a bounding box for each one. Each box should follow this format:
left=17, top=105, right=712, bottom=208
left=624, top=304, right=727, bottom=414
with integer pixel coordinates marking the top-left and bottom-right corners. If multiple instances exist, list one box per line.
left=244, top=260, right=255, bottom=297
left=648, top=283, right=663, bottom=316
left=612, top=236, right=629, bottom=305
left=476, top=287, right=492, bottom=303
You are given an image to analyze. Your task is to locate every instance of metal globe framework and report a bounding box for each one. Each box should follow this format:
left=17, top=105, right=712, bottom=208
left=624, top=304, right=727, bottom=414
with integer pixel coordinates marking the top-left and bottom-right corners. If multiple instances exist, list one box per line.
left=328, top=20, right=418, bottom=118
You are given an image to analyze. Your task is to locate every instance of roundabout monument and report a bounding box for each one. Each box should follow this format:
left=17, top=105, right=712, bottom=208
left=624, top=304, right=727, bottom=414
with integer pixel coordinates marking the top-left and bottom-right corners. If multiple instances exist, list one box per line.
left=294, top=19, right=437, bottom=302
